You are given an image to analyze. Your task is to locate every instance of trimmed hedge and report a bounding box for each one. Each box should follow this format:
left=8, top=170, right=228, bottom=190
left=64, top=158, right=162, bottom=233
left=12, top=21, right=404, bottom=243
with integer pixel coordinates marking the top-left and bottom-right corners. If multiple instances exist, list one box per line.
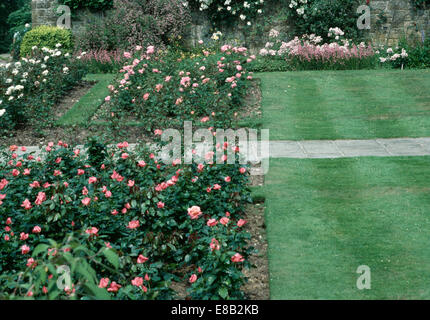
left=20, top=26, right=74, bottom=57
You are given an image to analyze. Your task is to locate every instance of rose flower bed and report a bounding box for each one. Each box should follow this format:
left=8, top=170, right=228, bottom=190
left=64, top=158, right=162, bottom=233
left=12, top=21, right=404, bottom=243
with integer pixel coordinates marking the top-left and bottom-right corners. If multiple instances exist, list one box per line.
left=0, top=46, right=86, bottom=135
left=0, top=139, right=253, bottom=300
left=103, top=44, right=257, bottom=131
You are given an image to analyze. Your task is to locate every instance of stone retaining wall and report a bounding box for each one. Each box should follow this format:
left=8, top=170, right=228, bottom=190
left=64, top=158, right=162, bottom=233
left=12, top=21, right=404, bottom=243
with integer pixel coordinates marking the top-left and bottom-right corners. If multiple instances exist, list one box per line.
left=32, top=0, right=430, bottom=49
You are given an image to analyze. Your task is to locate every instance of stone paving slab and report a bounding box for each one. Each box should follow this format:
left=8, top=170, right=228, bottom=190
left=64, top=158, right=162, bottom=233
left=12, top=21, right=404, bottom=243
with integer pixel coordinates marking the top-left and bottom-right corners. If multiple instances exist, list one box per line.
left=266, top=138, right=430, bottom=159
left=7, top=137, right=430, bottom=160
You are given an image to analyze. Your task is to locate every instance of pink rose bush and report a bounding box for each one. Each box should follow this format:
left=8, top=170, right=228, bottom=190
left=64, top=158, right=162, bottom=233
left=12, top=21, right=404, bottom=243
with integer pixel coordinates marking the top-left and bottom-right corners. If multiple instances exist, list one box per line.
left=104, top=44, right=256, bottom=130
left=0, top=138, right=252, bottom=300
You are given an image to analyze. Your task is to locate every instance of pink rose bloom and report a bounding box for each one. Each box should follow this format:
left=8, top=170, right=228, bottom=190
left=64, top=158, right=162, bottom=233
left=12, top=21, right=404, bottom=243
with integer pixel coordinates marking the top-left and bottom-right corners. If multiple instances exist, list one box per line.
left=85, top=227, right=98, bottom=235
left=99, top=278, right=110, bottom=288
left=224, top=176, right=231, bottom=182
left=105, top=96, right=111, bottom=102
left=21, top=199, right=32, bottom=210
left=187, top=206, right=202, bottom=220
left=220, top=217, right=230, bottom=225
left=157, top=201, right=165, bottom=209
left=107, top=281, right=122, bottom=292
left=154, top=129, right=163, bottom=135
left=35, top=192, right=46, bottom=205
left=155, top=84, right=163, bottom=92
left=88, top=177, right=97, bottom=184
left=210, top=238, right=220, bottom=251
left=121, top=153, right=129, bottom=159
left=105, top=190, right=112, bottom=198
left=82, top=197, right=91, bottom=206
left=20, top=232, right=29, bottom=240
left=137, top=254, right=149, bottom=264
left=26, top=258, right=37, bottom=269
left=138, top=161, right=146, bottom=167
left=239, top=167, right=246, bottom=174
left=21, top=245, right=30, bottom=255
left=146, top=46, right=155, bottom=55
left=189, top=274, right=197, bottom=283
left=231, top=253, right=245, bottom=263
left=143, top=93, right=150, bottom=100
left=123, top=52, right=131, bottom=59
left=237, top=219, right=247, bottom=227
left=131, top=277, right=144, bottom=287
left=127, top=180, right=135, bottom=187
left=127, top=220, right=140, bottom=229
left=207, top=219, right=218, bottom=227
left=32, top=226, right=41, bottom=233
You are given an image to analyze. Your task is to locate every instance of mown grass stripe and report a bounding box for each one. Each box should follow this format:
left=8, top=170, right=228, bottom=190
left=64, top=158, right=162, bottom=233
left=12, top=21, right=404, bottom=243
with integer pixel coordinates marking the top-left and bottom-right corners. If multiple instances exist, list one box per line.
left=258, top=69, right=430, bottom=140
left=265, top=157, right=430, bottom=299
left=56, top=73, right=115, bottom=126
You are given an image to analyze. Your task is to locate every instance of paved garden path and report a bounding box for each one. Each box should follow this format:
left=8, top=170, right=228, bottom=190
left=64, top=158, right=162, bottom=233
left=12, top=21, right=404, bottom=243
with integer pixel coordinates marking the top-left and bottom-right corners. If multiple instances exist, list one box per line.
left=11, top=137, right=430, bottom=159
left=269, top=137, right=430, bottom=159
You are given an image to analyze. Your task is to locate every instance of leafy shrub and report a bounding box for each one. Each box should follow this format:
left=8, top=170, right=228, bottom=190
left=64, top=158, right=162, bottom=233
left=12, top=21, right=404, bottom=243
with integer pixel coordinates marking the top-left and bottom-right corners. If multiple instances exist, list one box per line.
left=103, top=43, right=256, bottom=132
left=0, top=0, right=30, bottom=53
left=20, top=26, right=74, bottom=58
left=7, top=0, right=32, bottom=58
left=76, top=0, right=191, bottom=52
left=0, top=47, right=87, bottom=135
left=0, top=138, right=252, bottom=299
left=404, top=39, right=430, bottom=69
left=58, top=0, right=113, bottom=11
left=187, top=0, right=265, bottom=27
left=411, top=0, right=430, bottom=9
left=285, top=0, right=364, bottom=42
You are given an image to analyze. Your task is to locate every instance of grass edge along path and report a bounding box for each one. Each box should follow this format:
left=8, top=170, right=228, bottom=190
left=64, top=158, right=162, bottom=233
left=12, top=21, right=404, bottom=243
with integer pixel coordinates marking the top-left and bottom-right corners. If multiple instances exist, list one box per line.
left=56, top=73, right=115, bottom=126
left=264, top=156, right=430, bottom=299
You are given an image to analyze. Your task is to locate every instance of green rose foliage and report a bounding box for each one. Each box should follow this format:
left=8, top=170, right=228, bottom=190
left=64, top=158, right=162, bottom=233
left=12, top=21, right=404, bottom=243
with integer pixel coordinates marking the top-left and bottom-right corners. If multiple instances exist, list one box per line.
left=0, top=138, right=253, bottom=300
left=105, top=43, right=256, bottom=132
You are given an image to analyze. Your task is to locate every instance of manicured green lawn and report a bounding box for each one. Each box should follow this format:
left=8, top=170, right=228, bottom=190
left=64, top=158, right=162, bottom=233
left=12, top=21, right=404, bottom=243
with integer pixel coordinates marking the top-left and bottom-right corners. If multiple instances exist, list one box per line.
left=258, top=69, right=430, bottom=140
left=265, top=157, right=430, bottom=299
left=57, top=73, right=115, bottom=126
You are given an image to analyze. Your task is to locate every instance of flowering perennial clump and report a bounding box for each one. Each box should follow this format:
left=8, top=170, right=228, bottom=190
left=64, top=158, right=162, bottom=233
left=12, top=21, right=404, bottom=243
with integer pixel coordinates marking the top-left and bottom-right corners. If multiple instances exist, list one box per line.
left=258, top=28, right=376, bottom=70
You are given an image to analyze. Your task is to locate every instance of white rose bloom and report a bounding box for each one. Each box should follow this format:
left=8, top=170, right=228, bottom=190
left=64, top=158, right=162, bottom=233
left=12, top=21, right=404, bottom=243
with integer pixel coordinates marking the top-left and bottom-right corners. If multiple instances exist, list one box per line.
left=0, top=109, right=5, bottom=117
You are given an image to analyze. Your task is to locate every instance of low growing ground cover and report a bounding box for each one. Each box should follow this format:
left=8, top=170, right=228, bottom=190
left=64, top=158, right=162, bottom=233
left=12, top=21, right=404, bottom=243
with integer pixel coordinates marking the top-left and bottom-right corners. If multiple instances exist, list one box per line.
left=0, top=139, right=254, bottom=299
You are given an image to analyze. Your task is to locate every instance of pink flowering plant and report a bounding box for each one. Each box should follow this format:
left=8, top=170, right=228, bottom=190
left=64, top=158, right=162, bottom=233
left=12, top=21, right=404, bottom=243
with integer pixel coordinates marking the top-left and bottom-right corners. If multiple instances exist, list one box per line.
left=255, top=28, right=377, bottom=71
left=103, top=44, right=256, bottom=131
left=0, top=138, right=253, bottom=299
